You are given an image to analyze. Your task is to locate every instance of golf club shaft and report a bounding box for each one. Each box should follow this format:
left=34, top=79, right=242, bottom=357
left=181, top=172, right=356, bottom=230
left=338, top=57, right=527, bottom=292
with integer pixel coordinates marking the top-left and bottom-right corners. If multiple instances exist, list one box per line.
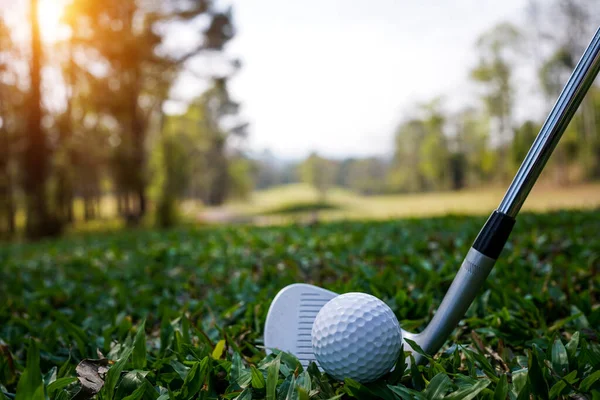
left=412, top=26, right=600, bottom=362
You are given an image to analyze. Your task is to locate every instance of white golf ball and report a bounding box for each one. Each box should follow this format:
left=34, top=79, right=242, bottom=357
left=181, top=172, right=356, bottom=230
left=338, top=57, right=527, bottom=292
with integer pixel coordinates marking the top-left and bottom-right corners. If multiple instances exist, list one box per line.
left=311, top=292, right=402, bottom=383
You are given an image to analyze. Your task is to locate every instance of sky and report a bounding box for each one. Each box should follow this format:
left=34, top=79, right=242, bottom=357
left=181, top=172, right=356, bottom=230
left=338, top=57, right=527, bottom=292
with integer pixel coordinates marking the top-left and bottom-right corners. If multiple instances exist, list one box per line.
left=211, top=0, right=535, bottom=160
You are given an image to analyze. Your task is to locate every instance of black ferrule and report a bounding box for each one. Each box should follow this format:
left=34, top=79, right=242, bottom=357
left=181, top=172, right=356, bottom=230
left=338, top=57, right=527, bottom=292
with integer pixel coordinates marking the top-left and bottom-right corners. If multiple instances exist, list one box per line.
left=472, top=211, right=516, bottom=260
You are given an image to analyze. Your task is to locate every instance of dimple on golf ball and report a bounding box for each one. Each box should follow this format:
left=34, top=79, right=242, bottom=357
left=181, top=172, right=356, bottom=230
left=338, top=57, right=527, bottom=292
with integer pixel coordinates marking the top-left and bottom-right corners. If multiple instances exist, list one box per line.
left=311, top=292, right=402, bottom=383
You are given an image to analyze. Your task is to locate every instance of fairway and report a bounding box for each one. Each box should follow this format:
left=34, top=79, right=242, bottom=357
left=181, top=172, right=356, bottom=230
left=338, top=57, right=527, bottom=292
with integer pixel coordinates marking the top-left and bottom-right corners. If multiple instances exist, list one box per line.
left=210, top=183, right=600, bottom=224
left=1, top=210, right=599, bottom=398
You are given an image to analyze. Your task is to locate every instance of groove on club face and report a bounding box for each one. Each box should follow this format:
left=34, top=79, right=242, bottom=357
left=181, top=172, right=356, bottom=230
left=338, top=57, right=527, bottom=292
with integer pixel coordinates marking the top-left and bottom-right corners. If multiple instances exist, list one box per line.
left=297, top=292, right=331, bottom=365
left=263, top=284, right=337, bottom=368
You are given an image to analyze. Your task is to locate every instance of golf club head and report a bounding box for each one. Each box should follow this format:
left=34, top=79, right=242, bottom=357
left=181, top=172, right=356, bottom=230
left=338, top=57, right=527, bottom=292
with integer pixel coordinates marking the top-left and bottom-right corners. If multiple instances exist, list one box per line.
left=263, top=283, right=419, bottom=368
left=263, top=249, right=497, bottom=369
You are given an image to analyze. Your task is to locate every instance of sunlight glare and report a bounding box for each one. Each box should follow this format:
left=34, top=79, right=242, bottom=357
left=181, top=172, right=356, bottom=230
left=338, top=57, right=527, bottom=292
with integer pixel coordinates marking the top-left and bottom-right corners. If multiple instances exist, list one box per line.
left=38, top=0, right=68, bottom=43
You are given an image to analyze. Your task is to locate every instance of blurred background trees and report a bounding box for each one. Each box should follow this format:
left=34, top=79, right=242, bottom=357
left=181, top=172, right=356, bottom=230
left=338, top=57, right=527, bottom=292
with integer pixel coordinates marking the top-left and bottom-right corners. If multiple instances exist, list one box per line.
left=0, top=0, right=598, bottom=240
left=0, top=0, right=246, bottom=238
left=300, top=152, right=337, bottom=201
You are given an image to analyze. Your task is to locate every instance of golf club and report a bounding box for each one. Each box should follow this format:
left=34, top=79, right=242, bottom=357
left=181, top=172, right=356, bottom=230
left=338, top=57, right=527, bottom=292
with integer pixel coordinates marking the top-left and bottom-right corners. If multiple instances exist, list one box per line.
left=264, top=25, right=600, bottom=369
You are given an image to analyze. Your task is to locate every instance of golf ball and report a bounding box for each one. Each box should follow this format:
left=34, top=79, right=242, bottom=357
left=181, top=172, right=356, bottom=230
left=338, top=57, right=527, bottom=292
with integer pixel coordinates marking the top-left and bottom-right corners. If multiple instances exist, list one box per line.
left=311, top=292, right=402, bottom=383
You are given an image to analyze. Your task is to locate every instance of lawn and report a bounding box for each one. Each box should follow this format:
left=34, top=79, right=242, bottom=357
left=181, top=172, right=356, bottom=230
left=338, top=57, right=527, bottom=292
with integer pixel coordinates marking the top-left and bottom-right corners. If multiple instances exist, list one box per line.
left=204, top=183, right=600, bottom=225
left=1, top=210, right=599, bottom=399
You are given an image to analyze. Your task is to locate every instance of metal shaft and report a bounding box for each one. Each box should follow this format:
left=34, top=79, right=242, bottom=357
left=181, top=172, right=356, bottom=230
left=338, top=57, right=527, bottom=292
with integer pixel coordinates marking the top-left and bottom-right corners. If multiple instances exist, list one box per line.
left=498, top=27, right=600, bottom=218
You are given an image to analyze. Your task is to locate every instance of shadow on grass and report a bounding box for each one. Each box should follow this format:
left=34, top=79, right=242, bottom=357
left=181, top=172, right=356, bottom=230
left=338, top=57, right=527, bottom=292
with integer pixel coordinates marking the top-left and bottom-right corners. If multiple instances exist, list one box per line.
left=259, top=201, right=341, bottom=216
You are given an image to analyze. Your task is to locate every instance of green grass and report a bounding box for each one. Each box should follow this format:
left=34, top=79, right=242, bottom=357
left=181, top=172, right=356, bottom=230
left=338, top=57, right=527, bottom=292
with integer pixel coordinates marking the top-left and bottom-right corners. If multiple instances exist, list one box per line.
left=1, top=210, right=600, bottom=399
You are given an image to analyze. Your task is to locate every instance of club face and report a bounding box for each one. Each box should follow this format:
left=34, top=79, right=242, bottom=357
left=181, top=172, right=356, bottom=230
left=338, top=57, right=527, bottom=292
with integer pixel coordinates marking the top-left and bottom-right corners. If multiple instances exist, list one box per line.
left=264, top=283, right=419, bottom=368
left=264, top=283, right=338, bottom=367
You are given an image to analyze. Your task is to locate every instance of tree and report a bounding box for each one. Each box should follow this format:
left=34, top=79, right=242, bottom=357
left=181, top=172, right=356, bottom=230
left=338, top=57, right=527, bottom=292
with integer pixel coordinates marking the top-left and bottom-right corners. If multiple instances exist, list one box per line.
left=300, top=153, right=337, bottom=201
left=227, top=155, right=255, bottom=201
left=389, top=99, right=451, bottom=193
left=23, top=0, right=61, bottom=238
left=154, top=128, right=190, bottom=228
left=153, top=77, right=247, bottom=226
left=345, top=158, right=388, bottom=195
left=199, top=78, right=248, bottom=206
left=545, top=0, right=600, bottom=179
left=335, top=158, right=355, bottom=188
left=52, top=16, right=79, bottom=224
left=522, top=0, right=600, bottom=182
left=65, top=0, right=237, bottom=222
left=250, top=151, right=303, bottom=190
left=253, top=150, right=280, bottom=190
left=0, top=18, right=19, bottom=238
left=388, top=119, right=427, bottom=193
left=511, top=120, right=539, bottom=175
left=418, top=100, right=450, bottom=191
left=590, top=87, right=600, bottom=179
left=451, top=108, right=495, bottom=187
left=470, top=22, right=521, bottom=182
left=538, top=49, right=579, bottom=184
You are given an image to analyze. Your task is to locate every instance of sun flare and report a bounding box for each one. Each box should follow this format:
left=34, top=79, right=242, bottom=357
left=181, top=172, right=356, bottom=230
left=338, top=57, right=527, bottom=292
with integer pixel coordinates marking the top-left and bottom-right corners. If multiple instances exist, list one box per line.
left=38, top=0, right=68, bottom=43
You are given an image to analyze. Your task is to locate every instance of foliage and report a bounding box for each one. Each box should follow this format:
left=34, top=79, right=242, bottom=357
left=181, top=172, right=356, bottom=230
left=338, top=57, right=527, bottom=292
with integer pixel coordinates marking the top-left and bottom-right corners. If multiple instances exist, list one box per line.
left=300, top=153, right=338, bottom=201
left=470, top=22, right=521, bottom=136
left=151, top=79, right=250, bottom=227
left=0, top=0, right=242, bottom=238
left=252, top=151, right=299, bottom=190
left=0, top=17, right=21, bottom=239
left=228, top=156, right=257, bottom=201
left=388, top=119, right=427, bottom=193
left=152, top=119, right=193, bottom=228
left=1, top=210, right=599, bottom=398
left=341, top=158, right=388, bottom=196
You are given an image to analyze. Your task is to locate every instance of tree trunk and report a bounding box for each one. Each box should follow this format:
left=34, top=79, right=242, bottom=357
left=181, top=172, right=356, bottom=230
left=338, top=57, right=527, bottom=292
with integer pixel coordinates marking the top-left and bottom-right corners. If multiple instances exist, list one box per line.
left=554, top=146, right=569, bottom=186
left=138, top=186, right=146, bottom=216
left=62, top=34, right=76, bottom=225
left=95, top=194, right=101, bottom=219
left=582, top=97, right=599, bottom=179
left=83, top=194, right=90, bottom=221
left=83, top=189, right=99, bottom=222
left=67, top=198, right=73, bottom=223
left=131, top=67, right=146, bottom=219
left=117, top=192, right=123, bottom=216
left=207, top=140, right=229, bottom=206
left=24, top=0, right=55, bottom=239
left=0, top=151, right=15, bottom=238
left=7, top=189, right=15, bottom=235
left=0, top=70, right=15, bottom=238
left=450, top=153, right=466, bottom=190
